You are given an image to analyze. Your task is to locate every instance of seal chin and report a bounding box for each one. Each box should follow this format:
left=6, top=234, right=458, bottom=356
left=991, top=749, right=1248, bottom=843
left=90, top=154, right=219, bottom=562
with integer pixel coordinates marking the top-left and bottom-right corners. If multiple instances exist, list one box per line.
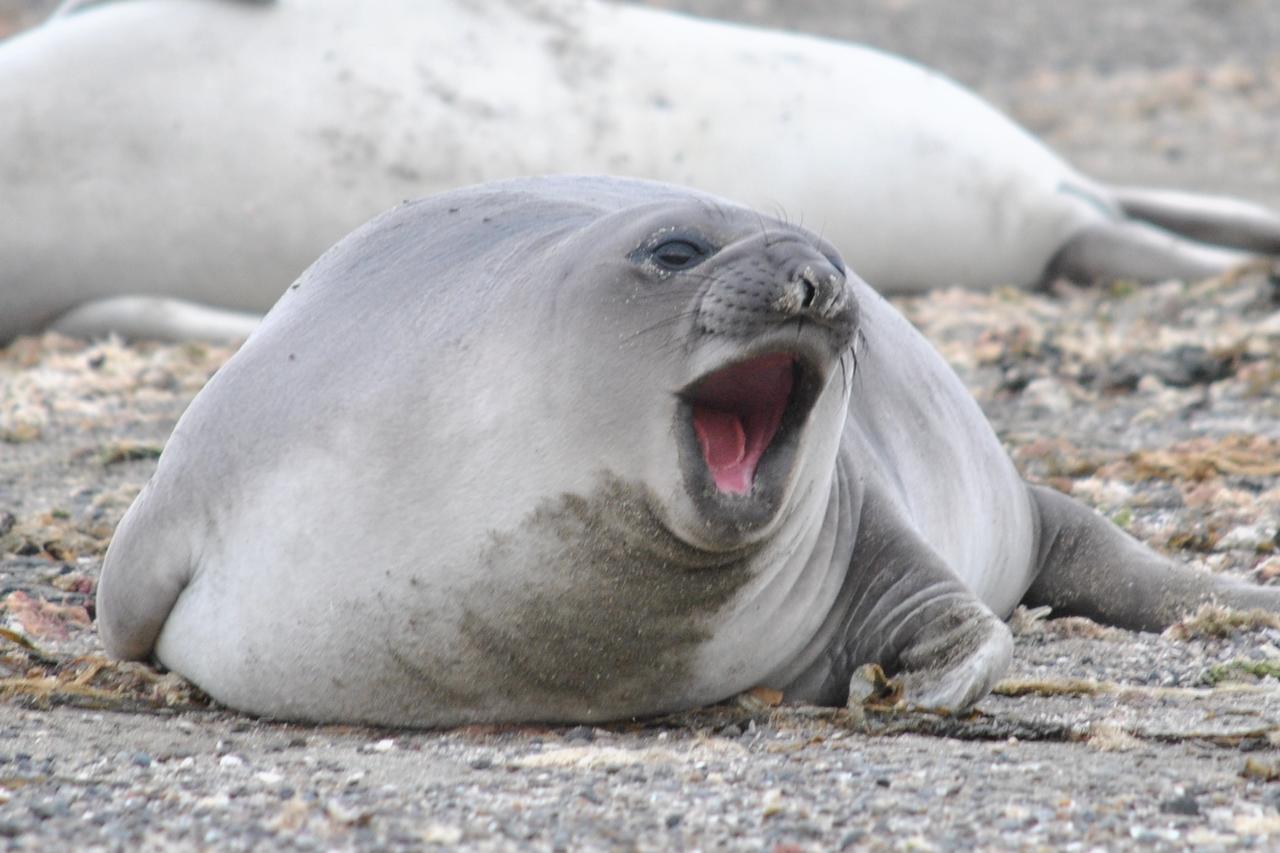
left=676, top=347, right=830, bottom=538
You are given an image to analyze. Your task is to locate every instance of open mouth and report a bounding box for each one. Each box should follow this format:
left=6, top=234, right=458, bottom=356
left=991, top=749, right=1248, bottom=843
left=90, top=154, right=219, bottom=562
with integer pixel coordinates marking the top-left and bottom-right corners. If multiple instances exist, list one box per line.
left=683, top=352, right=812, bottom=496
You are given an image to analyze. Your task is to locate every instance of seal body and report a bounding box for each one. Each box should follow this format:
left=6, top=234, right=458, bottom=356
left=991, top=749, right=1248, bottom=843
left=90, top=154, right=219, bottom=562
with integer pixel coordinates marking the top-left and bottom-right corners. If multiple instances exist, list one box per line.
left=97, top=177, right=1280, bottom=726
left=4, top=0, right=1277, bottom=342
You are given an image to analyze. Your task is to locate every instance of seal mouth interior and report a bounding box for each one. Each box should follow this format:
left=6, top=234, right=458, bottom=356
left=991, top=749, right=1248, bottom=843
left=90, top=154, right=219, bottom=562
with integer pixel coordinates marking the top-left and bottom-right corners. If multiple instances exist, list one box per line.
left=686, top=353, right=798, bottom=495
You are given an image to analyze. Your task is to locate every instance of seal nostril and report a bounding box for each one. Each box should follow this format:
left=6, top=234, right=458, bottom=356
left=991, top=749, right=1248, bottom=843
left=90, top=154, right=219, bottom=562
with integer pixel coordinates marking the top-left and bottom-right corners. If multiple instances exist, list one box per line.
left=800, top=278, right=816, bottom=309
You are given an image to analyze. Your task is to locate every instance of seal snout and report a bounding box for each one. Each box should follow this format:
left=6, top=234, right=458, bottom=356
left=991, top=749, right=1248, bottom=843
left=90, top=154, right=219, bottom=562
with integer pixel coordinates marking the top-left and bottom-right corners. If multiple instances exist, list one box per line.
left=694, top=238, right=857, bottom=352
left=775, top=262, right=849, bottom=325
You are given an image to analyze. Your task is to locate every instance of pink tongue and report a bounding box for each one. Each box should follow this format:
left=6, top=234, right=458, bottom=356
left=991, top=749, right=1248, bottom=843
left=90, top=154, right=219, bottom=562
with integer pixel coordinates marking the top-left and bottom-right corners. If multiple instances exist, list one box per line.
left=692, top=409, right=750, bottom=492
left=690, top=354, right=794, bottom=496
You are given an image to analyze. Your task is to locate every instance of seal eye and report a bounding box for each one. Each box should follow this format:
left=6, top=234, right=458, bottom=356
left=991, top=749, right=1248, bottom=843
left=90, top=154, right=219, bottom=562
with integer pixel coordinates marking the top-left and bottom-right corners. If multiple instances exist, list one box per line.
left=652, top=239, right=707, bottom=271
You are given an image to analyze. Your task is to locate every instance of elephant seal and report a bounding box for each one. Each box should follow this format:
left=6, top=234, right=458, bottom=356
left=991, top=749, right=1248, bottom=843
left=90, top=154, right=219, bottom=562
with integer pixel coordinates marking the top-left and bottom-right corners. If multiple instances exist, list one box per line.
left=3, top=0, right=1280, bottom=343
left=96, top=177, right=1280, bottom=726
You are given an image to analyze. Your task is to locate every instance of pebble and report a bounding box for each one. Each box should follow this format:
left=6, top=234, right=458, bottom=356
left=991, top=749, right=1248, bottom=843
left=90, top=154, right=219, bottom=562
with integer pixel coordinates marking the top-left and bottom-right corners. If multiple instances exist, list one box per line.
left=1216, top=525, right=1270, bottom=551
left=1161, top=795, right=1201, bottom=816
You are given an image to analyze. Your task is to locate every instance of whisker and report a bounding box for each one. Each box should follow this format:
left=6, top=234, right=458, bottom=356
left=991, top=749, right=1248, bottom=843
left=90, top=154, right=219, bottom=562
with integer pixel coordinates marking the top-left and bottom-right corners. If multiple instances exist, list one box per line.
left=753, top=210, right=774, bottom=249
left=622, top=309, right=700, bottom=343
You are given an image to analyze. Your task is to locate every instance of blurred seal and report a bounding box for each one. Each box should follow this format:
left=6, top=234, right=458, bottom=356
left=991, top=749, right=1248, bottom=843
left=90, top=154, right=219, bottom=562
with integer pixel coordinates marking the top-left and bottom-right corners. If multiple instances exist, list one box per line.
left=2, top=0, right=1278, bottom=342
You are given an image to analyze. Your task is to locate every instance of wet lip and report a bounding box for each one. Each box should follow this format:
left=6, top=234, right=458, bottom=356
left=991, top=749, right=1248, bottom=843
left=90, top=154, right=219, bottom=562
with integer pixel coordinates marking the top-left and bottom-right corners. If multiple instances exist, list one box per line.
left=683, top=353, right=801, bottom=496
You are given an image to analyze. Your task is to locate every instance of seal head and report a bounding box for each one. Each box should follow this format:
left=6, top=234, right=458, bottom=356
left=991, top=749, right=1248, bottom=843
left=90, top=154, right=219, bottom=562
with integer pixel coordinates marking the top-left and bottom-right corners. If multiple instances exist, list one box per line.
left=660, top=227, right=857, bottom=544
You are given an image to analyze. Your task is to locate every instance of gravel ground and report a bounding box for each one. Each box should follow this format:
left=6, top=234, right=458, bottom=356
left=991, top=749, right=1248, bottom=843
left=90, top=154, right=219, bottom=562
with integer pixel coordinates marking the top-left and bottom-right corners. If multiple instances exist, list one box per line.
left=3, top=1, right=1280, bottom=850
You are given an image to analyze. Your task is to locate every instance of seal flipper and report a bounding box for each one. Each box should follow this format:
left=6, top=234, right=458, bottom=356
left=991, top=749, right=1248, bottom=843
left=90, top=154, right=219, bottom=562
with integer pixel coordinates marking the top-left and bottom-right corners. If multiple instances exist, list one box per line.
left=1112, top=187, right=1280, bottom=255
left=1023, top=484, right=1280, bottom=631
left=50, top=296, right=260, bottom=343
left=96, top=481, right=196, bottom=661
left=48, top=0, right=277, bottom=23
left=780, top=491, right=1013, bottom=712
left=1047, top=219, right=1254, bottom=285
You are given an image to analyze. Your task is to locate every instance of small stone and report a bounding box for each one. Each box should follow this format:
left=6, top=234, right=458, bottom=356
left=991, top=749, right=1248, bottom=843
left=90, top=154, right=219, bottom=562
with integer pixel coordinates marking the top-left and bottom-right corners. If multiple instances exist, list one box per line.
left=564, top=726, right=594, bottom=743
left=840, top=829, right=868, bottom=847
left=325, top=799, right=372, bottom=826
left=1161, top=795, right=1200, bottom=816
left=130, top=751, right=153, bottom=768
left=665, top=813, right=683, bottom=828
left=219, top=754, right=245, bottom=769
left=469, top=757, right=493, bottom=770
left=420, top=823, right=462, bottom=844
left=1021, top=377, right=1074, bottom=414
left=761, top=788, right=785, bottom=818
left=1217, top=525, right=1267, bottom=551
left=30, top=798, right=69, bottom=820
left=1257, top=557, right=1280, bottom=582
left=1234, top=814, right=1280, bottom=835
left=371, top=738, right=395, bottom=752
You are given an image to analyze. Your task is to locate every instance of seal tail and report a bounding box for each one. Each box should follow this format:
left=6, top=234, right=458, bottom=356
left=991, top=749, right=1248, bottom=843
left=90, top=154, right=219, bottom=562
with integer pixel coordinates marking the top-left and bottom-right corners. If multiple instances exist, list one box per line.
left=96, top=481, right=196, bottom=661
left=1112, top=186, right=1280, bottom=255
left=1023, top=484, right=1280, bottom=632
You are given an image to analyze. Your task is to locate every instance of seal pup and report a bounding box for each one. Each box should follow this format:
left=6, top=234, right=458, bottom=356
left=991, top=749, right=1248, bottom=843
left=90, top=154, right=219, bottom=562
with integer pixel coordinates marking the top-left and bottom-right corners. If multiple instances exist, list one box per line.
left=3, top=0, right=1279, bottom=343
left=96, top=177, right=1280, bottom=726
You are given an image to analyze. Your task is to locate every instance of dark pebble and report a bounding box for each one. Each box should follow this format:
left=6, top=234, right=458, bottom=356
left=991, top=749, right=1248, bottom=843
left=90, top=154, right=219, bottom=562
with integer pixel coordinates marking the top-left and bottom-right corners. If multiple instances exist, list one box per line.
left=30, top=798, right=69, bottom=820
left=839, top=828, right=867, bottom=848
left=563, top=726, right=594, bottom=743
left=1161, top=795, right=1201, bottom=816
left=130, top=752, right=153, bottom=768
left=470, top=757, right=494, bottom=770
left=665, top=813, right=684, bottom=828
left=0, top=820, right=25, bottom=838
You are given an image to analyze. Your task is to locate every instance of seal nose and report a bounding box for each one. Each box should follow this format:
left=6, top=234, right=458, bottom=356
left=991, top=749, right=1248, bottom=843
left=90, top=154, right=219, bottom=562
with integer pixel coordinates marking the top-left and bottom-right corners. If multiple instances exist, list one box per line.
left=775, top=261, right=849, bottom=324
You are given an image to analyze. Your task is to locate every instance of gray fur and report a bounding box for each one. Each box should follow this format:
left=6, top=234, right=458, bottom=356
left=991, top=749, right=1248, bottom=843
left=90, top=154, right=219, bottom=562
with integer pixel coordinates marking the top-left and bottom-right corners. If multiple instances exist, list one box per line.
left=97, top=177, right=1280, bottom=726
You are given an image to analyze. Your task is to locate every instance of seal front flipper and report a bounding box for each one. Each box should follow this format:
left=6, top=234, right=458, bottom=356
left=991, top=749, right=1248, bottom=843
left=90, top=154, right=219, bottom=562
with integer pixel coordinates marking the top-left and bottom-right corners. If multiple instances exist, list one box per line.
left=1024, top=484, right=1280, bottom=631
left=781, top=492, right=1012, bottom=713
